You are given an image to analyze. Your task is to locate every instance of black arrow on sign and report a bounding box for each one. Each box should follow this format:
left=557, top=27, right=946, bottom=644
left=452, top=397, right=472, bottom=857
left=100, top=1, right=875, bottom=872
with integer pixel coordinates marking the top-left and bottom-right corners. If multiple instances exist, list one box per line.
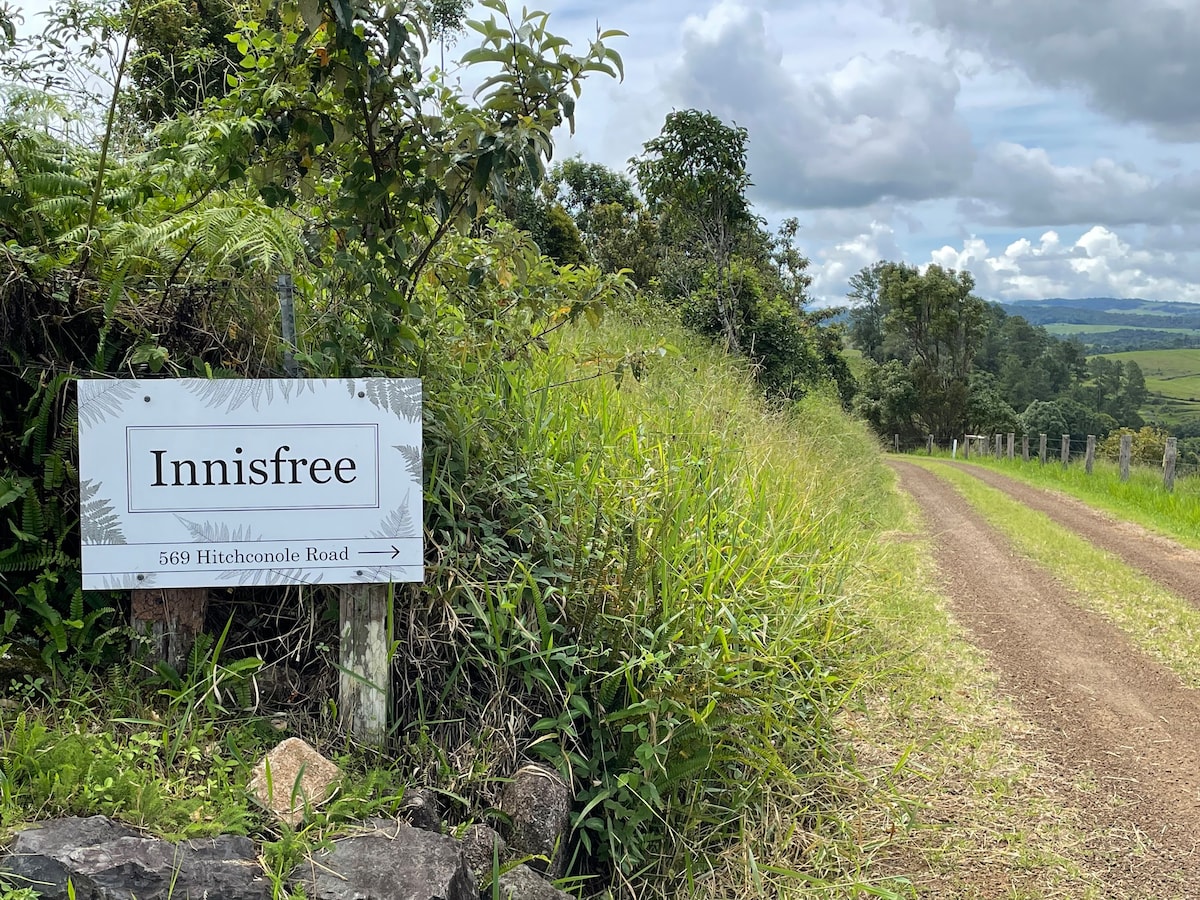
left=357, top=546, right=401, bottom=559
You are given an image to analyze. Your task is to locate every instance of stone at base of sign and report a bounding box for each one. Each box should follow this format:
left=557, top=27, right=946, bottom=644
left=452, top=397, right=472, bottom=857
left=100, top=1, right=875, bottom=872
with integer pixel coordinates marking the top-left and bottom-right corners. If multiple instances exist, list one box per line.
left=498, top=763, right=571, bottom=877
left=248, top=737, right=340, bottom=826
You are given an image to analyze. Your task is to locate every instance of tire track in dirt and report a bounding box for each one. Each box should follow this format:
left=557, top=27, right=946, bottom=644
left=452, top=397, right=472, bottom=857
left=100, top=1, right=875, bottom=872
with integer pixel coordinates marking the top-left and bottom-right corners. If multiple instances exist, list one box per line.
left=939, top=460, right=1200, bottom=604
left=891, top=460, right=1200, bottom=897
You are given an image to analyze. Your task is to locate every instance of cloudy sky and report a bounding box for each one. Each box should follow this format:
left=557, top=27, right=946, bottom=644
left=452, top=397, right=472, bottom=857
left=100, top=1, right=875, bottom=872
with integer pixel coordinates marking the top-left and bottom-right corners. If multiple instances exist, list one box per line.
left=485, top=0, right=1200, bottom=306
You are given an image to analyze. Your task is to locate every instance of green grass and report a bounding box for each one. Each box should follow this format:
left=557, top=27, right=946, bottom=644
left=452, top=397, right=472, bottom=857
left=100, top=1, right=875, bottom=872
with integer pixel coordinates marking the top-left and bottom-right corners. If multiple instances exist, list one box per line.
left=957, top=455, right=1200, bottom=550
left=1, top=316, right=915, bottom=900
left=1043, top=324, right=1200, bottom=336
left=840, top=479, right=1107, bottom=898
left=531, top=320, right=914, bottom=896
left=1081, top=348, right=1200, bottom=424
left=5, top=315, right=1150, bottom=899
left=910, top=460, right=1200, bottom=688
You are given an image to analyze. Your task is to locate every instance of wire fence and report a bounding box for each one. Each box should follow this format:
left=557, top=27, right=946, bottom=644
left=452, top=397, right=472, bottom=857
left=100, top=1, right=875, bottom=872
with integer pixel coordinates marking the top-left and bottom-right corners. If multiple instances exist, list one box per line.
left=888, top=432, right=1200, bottom=490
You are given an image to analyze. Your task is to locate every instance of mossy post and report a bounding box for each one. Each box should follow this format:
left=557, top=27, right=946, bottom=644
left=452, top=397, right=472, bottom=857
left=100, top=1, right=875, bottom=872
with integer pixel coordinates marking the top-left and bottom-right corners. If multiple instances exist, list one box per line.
left=1085, top=435, right=1096, bottom=475
left=1164, top=437, right=1178, bottom=493
left=1061, top=434, right=1070, bottom=467
left=1039, top=433, right=1047, bottom=465
left=1120, top=433, right=1132, bottom=482
left=340, top=584, right=390, bottom=744
left=131, top=589, right=208, bottom=670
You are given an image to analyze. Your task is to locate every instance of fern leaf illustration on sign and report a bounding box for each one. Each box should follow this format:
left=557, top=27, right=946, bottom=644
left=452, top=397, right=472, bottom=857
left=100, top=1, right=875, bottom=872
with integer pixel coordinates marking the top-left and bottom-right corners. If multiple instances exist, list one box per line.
left=80, top=479, right=125, bottom=545
left=182, top=378, right=319, bottom=413
left=221, top=567, right=326, bottom=587
left=372, top=496, right=416, bottom=539
left=176, top=517, right=261, bottom=544
left=77, top=380, right=138, bottom=428
left=351, top=379, right=421, bottom=421
left=392, top=445, right=422, bottom=482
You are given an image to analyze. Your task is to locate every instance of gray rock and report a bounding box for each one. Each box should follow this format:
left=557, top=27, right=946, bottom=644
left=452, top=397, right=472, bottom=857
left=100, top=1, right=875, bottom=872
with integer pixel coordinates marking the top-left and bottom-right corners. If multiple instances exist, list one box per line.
left=455, top=824, right=506, bottom=884
left=292, top=820, right=474, bottom=900
left=0, top=816, right=269, bottom=900
left=495, top=864, right=573, bottom=900
left=498, top=765, right=571, bottom=877
left=398, top=787, right=442, bottom=832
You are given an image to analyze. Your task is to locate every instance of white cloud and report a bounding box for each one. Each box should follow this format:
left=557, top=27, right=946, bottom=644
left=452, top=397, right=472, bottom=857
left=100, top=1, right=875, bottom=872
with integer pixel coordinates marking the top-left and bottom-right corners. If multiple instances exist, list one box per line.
left=671, top=1, right=976, bottom=209
left=908, top=0, right=1200, bottom=141
left=925, top=227, right=1200, bottom=302
left=964, top=142, right=1200, bottom=227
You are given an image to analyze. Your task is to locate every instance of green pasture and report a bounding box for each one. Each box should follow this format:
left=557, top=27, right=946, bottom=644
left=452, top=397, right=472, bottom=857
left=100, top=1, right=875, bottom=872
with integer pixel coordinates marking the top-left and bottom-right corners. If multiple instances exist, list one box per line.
left=1043, top=323, right=1200, bottom=336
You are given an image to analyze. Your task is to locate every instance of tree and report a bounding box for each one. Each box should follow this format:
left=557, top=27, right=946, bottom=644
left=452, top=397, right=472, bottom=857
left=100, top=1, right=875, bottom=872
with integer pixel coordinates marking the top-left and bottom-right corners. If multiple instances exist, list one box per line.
left=846, top=261, right=887, bottom=362
left=877, top=262, right=987, bottom=438
left=631, top=109, right=753, bottom=350
left=1099, top=426, right=1167, bottom=465
left=853, top=360, right=921, bottom=441
left=1019, top=398, right=1116, bottom=440
left=550, top=157, right=639, bottom=229
left=548, top=159, right=658, bottom=285
left=967, top=373, right=1019, bottom=436
left=126, top=0, right=241, bottom=122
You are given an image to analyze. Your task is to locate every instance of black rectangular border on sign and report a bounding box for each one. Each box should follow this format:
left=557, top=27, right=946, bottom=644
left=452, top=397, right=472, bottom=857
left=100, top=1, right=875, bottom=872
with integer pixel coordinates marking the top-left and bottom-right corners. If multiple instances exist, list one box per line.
left=125, top=423, right=382, bottom=513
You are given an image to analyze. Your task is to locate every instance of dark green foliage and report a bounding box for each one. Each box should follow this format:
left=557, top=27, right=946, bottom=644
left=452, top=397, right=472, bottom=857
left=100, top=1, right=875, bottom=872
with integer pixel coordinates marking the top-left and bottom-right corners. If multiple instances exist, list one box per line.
left=126, top=0, right=241, bottom=122
left=853, top=256, right=1155, bottom=443
left=853, top=359, right=921, bottom=441
left=1019, top=398, right=1117, bottom=440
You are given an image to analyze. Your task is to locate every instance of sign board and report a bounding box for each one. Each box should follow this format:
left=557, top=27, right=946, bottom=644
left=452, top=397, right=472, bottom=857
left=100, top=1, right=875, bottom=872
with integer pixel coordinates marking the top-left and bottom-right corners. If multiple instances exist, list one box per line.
left=78, top=378, right=423, bottom=590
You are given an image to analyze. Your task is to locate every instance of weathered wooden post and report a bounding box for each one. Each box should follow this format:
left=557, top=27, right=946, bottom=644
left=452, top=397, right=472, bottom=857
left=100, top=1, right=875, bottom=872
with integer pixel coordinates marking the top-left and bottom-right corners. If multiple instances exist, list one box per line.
left=1039, top=433, right=1047, bottom=465
left=964, top=435, right=970, bottom=459
left=1061, top=434, right=1070, bottom=466
left=277, top=274, right=300, bottom=378
left=1022, top=435, right=1030, bottom=462
left=927, top=435, right=934, bottom=455
left=994, top=434, right=1001, bottom=458
left=894, top=434, right=900, bottom=453
left=1085, top=435, right=1096, bottom=475
left=1164, top=437, right=1178, bottom=492
left=1007, top=433, right=1015, bottom=460
left=130, top=588, right=208, bottom=671
left=340, top=583, right=391, bottom=744
left=1120, top=433, right=1132, bottom=482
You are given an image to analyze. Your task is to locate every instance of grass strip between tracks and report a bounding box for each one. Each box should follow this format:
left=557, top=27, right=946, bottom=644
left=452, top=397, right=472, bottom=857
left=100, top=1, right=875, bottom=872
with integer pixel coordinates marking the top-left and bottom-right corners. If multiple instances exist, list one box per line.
left=842, top=475, right=1105, bottom=898
left=909, top=459, right=1200, bottom=689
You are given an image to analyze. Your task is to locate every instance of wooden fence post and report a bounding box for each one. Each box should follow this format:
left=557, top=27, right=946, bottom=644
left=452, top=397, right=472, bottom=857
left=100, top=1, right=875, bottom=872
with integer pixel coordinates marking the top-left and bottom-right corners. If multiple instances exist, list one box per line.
left=994, top=434, right=1002, bottom=458
left=927, top=435, right=934, bottom=455
left=1061, top=434, right=1070, bottom=466
left=1164, top=437, right=1178, bottom=493
left=1120, top=433, right=1132, bottom=482
left=1007, top=432, right=1015, bottom=460
left=1022, top=435, right=1030, bottom=463
left=964, top=435, right=970, bottom=459
left=1039, top=433, right=1047, bottom=466
left=894, top=434, right=900, bottom=453
left=131, top=588, right=208, bottom=671
left=1085, top=435, right=1096, bottom=475
left=340, top=583, right=391, bottom=744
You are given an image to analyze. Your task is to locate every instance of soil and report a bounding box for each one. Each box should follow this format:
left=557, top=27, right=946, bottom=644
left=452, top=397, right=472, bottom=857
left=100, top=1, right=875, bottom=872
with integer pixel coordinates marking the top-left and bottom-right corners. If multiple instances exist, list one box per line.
left=891, top=460, right=1200, bottom=897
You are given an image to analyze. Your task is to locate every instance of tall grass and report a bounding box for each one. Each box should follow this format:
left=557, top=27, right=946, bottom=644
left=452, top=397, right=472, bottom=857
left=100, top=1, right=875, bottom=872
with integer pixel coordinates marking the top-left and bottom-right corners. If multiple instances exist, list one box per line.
left=502, top=319, right=906, bottom=895
left=963, top=455, right=1200, bottom=548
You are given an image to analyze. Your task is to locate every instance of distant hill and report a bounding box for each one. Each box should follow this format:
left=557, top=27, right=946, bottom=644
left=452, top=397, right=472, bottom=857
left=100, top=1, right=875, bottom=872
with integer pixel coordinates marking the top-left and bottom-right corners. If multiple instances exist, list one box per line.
left=999, top=298, right=1200, bottom=351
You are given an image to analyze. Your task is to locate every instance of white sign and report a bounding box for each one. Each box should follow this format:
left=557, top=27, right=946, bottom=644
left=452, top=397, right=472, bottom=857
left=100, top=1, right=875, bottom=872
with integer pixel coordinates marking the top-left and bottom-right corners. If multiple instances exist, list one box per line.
left=78, top=378, right=423, bottom=589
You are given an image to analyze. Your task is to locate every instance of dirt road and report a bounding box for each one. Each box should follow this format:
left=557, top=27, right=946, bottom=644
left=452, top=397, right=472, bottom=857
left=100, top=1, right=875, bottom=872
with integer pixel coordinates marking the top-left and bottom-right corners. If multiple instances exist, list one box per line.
left=891, top=460, right=1200, bottom=897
